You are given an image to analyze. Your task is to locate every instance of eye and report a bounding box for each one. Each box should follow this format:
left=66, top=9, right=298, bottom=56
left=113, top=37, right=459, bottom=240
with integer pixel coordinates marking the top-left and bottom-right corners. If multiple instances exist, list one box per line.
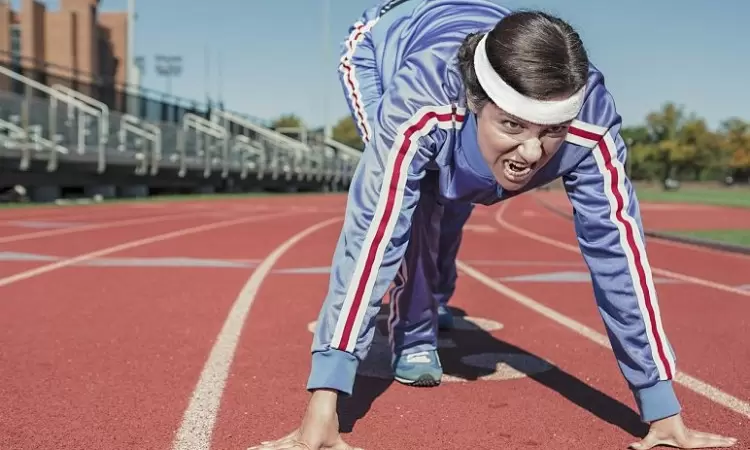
left=545, top=125, right=568, bottom=135
left=500, top=120, right=523, bottom=132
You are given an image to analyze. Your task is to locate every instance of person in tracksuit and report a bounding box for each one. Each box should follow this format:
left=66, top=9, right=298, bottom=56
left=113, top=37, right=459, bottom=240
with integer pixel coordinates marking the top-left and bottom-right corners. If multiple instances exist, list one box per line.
left=250, top=1, right=737, bottom=449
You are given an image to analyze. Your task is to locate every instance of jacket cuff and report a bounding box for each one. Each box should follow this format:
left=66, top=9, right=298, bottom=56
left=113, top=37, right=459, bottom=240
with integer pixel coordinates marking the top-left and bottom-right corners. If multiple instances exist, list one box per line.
left=306, top=348, right=358, bottom=396
left=632, top=380, right=681, bottom=422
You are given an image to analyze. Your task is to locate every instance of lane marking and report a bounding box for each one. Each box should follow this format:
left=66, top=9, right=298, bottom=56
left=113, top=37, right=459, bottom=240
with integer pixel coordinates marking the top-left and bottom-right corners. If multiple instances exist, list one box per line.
left=462, top=224, right=497, bottom=233
left=456, top=259, right=750, bottom=419
left=0, top=252, right=261, bottom=268
left=171, top=216, right=342, bottom=450
left=0, top=201, right=211, bottom=223
left=0, top=211, right=299, bottom=289
left=0, top=210, right=233, bottom=245
left=533, top=193, right=750, bottom=262
left=494, top=202, right=750, bottom=298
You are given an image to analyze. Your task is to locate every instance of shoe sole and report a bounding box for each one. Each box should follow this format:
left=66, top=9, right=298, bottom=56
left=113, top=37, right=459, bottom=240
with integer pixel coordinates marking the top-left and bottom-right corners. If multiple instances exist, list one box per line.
left=394, top=374, right=442, bottom=387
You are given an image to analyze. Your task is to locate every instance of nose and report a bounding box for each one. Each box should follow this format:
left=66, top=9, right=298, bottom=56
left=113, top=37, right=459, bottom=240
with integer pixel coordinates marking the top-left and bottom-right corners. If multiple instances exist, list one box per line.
left=517, top=138, right=543, bottom=163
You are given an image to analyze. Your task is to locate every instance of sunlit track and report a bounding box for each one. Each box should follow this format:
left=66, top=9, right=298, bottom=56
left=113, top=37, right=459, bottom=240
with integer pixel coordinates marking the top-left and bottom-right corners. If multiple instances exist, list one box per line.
left=1, top=193, right=746, bottom=450
left=494, top=199, right=750, bottom=298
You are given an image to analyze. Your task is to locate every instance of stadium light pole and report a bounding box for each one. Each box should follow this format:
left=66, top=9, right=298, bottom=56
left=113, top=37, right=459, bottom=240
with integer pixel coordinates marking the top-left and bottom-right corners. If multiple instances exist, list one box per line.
left=126, top=0, right=137, bottom=115
left=322, top=0, right=332, bottom=140
left=154, top=55, right=183, bottom=97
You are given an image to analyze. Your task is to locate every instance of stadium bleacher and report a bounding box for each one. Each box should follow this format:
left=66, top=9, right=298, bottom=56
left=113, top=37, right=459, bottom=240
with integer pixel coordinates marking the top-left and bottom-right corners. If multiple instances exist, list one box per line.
left=0, top=64, right=361, bottom=203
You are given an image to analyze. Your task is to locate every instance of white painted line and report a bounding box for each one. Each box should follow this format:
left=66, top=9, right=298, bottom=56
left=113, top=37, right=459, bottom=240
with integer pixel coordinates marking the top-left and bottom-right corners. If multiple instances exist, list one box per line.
left=0, top=211, right=299, bottom=289
left=462, top=224, right=496, bottom=233
left=0, top=208, right=167, bottom=226
left=462, top=202, right=750, bottom=419
left=456, top=259, right=750, bottom=419
left=494, top=202, right=750, bottom=298
left=0, top=210, right=232, bottom=244
left=171, top=217, right=342, bottom=450
left=649, top=236, right=750, bottom=262
left=533, top=194, right=750, bottom=262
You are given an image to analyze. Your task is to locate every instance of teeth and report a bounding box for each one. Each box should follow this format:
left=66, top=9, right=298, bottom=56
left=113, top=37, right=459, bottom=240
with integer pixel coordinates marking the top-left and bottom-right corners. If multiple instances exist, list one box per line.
left=505, top=161, right=529, bottom=173
left=503, top=160, right=532, bottom=180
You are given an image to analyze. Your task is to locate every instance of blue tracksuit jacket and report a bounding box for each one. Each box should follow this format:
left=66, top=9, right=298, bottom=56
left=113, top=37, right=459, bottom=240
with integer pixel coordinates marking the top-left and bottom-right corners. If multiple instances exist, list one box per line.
left=307, top=0, right=679, bottom=423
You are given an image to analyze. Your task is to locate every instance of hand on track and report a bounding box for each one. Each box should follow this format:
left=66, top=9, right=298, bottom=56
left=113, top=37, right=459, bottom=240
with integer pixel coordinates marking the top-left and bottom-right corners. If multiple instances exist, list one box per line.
left=629, top=414, right=737, bottom=449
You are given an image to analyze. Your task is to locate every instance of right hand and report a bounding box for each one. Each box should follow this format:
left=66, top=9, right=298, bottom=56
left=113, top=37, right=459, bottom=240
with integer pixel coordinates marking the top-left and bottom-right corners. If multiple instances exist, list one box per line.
left=247, top=389, right=363, bottom=450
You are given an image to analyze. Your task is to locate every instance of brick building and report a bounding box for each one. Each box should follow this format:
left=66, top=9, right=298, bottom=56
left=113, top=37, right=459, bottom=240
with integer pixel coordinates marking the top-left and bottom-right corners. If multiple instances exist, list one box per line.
left=0, top=0, right=128, bottom=102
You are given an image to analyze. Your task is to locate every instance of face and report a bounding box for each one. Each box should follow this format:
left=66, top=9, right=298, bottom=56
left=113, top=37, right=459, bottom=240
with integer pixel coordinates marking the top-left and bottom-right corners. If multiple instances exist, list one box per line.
left=475, top=101, right=571, bottom=191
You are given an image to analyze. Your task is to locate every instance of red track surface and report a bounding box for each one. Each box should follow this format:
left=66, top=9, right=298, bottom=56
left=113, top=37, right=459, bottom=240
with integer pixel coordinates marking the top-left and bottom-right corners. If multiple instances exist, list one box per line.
left=534, top=190, right=750, bottom=232
left=0, top=193, right=747, bottom=449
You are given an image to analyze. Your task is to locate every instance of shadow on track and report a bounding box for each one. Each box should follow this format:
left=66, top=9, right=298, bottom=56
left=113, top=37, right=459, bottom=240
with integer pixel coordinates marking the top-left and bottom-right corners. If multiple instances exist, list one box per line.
left=337, top=305, right=647, bottom=439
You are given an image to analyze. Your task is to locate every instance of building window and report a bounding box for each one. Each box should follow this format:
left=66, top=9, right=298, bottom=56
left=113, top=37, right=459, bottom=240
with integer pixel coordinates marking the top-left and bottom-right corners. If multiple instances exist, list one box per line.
left=10, top=24, right=21, bottom=65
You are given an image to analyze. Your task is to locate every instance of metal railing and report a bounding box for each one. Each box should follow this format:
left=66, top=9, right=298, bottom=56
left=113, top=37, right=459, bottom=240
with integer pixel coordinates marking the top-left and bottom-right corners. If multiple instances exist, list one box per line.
left=178, top=113, right=228, bottom=178
left=232, top=134, right=267, bottom=180
left=50, top=83, right=110, bottom=152
left=0, top=115, right=69, bottom=171
left=1, top=65, right=362, bottom=189
left=0, top=66, right=107, bottom=170
left=210, top=109, right=308, bottom=181
left=324, top=138, right=362, bottom=185
left=118, top=114, right=161, bottom=175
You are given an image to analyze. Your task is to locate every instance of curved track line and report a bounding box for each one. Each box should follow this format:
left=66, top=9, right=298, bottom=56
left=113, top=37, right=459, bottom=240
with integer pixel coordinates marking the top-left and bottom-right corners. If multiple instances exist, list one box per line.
left=0, top=211, right=300, bottom=289
left=171, top=216, right=342, bottom=450
left=455, top=260, right=750, bottom=419
left=0, top=210, right=232, bottom=244
left=494, top=201, right=750, bottom=298
left=532, top=193, right=750, bottom=262
left=0, top=207, right=183, bottom=227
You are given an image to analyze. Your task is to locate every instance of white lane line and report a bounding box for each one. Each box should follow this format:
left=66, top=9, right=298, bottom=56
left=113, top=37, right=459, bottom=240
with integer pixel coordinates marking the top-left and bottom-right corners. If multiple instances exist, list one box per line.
left=532, top=194, right=750, bottom=262
left=456, top=259, right=750, bottom=419
left=0, top=211, right=299, bottom=289
left=171, top=217, right=342, bottom=450
left=0, top=210, right=230, bottom=244
left=494, top=202, right=750, bottom=298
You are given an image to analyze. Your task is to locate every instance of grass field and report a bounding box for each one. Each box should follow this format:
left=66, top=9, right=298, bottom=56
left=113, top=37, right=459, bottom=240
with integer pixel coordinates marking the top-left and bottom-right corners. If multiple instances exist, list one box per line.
left=632, top=184, right=750, bottom=248
left=668, top=229, right=750, bottom=247
left=634, top=185, right=750, bottom=209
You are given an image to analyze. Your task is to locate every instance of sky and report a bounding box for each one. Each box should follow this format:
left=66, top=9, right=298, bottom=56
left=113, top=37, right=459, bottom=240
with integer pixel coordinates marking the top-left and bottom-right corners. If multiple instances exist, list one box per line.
left=12, top=0, right=750, bottom=130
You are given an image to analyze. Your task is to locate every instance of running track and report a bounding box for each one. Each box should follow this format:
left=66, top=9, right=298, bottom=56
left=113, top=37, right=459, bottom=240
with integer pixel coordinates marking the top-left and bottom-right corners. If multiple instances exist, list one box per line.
left=0, top=193, right=748, bottom=449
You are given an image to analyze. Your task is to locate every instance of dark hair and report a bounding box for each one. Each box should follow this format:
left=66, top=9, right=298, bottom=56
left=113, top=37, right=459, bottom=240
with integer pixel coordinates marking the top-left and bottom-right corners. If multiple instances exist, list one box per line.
left=457, top=11, right=589, bottom=112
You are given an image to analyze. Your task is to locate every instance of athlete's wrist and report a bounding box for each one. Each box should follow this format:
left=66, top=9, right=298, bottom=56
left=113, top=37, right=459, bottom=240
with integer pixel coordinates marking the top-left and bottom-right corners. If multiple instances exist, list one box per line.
left=306, top=348, right=359, bottom=395
left=632, top=380, right=681, bottom=423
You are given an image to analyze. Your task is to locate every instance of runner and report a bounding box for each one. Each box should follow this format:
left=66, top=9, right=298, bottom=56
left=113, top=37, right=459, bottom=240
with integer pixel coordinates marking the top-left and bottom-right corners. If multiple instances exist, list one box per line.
left=250, top=1, right=738, bottom=449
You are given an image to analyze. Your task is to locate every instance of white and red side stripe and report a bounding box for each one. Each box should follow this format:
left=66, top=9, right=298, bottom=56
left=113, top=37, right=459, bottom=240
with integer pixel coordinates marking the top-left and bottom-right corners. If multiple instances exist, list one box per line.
left=565, top=119, right=607, bottom=148
left=568, top=120, right=676, bottom=380
left=331, top=105, right=466, bottom=353
left=339, top=19, right=379, bottom=143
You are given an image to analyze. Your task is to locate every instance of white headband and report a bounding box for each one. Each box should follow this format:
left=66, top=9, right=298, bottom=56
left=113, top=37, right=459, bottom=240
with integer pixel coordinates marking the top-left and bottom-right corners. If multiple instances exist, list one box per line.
left=473, top=33, right=586, bottom=125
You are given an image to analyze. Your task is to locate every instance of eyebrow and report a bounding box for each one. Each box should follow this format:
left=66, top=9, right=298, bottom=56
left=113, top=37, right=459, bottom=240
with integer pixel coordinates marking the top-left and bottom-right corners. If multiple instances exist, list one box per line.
left=495, top=106, right=571, bottom=128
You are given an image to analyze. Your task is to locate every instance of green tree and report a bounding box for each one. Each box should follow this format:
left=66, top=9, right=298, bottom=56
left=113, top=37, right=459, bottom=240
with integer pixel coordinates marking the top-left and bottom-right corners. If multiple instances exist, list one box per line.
left=719, top=118, right=750, bottom=170
left=271, top=114, right=304, bottom=129
left=622, top=125, right=659, bottom=180
left=677, top=118, right=722, bottom=180
left=331, top=115, right=365, bottom=151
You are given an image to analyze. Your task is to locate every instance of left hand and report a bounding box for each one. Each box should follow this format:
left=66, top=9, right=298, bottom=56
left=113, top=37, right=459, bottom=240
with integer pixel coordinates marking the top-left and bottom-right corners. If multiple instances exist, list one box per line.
left=629, top=414, right=737, bottom=449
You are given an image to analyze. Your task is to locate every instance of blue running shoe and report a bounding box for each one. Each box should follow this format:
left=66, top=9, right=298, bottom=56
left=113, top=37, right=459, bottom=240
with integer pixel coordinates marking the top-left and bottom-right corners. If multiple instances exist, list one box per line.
left=437, top=304, right=454, bottom=330
left=393, top=350, right=442, bottom=387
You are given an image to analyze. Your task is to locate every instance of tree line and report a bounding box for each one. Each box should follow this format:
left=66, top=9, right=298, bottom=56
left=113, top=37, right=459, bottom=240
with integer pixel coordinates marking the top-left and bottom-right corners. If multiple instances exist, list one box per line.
left=271, top=102, right=750, bottom=184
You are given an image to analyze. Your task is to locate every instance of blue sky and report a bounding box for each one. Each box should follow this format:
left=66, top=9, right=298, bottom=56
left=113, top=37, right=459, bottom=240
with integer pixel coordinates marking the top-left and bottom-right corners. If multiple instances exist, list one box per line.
left=13, top=0, right=750, bottom=130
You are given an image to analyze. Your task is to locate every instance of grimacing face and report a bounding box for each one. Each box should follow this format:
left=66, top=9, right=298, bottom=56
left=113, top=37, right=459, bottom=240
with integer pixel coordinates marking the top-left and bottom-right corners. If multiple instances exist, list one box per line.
left=474, top=101, right=571, bottom=191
